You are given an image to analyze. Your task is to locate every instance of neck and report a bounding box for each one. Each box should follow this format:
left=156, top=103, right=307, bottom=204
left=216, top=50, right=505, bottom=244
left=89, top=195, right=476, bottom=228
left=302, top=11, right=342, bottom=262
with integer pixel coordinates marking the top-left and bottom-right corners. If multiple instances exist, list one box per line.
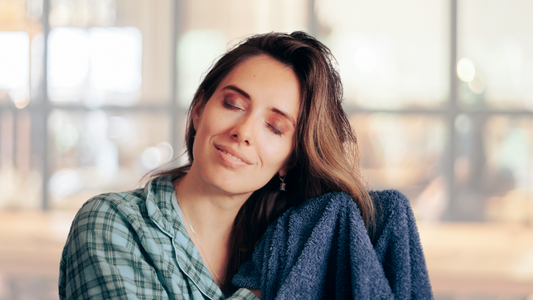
left=173, top=164, right=252, bottom=238
left=174, top=165, right=253, bottom=286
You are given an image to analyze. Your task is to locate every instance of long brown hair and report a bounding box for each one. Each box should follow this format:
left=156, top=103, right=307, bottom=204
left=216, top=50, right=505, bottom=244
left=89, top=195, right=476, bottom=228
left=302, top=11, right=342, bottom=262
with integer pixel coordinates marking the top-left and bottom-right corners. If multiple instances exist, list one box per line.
left=156, top=31, right=373, bottom=294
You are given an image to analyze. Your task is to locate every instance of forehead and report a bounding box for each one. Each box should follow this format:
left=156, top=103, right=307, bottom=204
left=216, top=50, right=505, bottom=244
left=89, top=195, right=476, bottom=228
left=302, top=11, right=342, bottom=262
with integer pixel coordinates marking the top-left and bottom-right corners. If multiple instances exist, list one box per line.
left=217, top=55, right=300, bottom=102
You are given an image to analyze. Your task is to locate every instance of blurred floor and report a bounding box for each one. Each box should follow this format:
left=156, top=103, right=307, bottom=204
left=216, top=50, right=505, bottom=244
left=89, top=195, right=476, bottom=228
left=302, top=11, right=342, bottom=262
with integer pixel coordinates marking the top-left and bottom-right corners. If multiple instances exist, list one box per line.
left=419, top=223, right=533, bottom=299
left=0, top=211, right=75, bottom=300
left=1, top=211, right=533, bottom=300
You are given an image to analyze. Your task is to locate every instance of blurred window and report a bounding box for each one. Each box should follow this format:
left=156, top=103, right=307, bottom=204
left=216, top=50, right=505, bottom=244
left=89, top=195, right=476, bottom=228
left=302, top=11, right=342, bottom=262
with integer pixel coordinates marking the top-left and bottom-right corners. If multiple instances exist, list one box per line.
left=48, top=27, right=142, bottom=106
left=0, top=0, right=530, bottom=223
left=450, top=0, right=533, bottom=223
left=458, top=0, right=533, bottom=110
left=0, top=0, right=41, bottom=211
left=0, top=32, right=30, bottom=108
left=316, top=0, right=449, bottom=109
left=351, top=114, right=447, bottom=222
left=48, top=110, right=171, bottom=209
left=0, top=0, right=174, bottom=210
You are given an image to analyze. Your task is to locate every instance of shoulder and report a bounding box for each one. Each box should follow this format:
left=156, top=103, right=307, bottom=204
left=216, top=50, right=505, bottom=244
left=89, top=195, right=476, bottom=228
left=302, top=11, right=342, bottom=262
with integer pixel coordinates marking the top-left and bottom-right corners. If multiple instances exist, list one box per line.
left=64, top=189, right=148, bottom=253
left=59, top=178, right=177, bottom=299
left=74, top=188, right=147, bottom=225
left=66, top=175, right=177, bottom=245
left=60, top=186, right=156, bottom=277
left=73, top=175, right=173, bottom=224
left=68, top=176, right=171, bottom=242
left=60, top=190, right=147, bottom=280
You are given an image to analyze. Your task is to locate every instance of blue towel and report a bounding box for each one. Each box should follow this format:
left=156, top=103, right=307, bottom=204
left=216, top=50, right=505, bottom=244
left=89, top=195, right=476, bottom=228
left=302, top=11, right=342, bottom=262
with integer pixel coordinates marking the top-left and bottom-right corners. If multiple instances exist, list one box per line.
left=232, top=190, right=433, bottom=299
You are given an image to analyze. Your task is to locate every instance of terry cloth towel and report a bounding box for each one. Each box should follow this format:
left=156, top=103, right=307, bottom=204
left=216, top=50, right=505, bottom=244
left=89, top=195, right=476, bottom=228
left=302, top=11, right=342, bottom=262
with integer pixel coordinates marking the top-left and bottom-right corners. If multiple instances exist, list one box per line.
left=232, top=190, right=433, bottom=300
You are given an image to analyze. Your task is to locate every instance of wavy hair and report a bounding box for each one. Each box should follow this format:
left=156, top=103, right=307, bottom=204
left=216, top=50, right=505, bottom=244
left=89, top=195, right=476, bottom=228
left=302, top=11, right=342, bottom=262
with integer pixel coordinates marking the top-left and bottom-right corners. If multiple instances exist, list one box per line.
left=156, top=31, right=373, bottom=294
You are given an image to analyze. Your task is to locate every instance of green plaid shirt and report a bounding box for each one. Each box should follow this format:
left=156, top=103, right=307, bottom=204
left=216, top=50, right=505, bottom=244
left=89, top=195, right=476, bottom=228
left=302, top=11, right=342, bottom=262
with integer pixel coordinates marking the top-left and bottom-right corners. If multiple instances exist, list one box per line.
left=59, top=175, right=258, bottom=300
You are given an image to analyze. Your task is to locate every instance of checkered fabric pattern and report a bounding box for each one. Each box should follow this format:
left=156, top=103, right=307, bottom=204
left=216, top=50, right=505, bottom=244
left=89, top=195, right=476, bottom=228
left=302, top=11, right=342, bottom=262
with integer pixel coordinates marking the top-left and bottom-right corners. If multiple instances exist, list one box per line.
left=59, top=175, right=258, bottom=300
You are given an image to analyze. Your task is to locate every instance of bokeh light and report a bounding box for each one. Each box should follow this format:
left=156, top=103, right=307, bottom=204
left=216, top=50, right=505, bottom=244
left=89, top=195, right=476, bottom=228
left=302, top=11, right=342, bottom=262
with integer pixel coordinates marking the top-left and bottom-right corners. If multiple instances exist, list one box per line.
left=457, top=57, right=476, bottom=82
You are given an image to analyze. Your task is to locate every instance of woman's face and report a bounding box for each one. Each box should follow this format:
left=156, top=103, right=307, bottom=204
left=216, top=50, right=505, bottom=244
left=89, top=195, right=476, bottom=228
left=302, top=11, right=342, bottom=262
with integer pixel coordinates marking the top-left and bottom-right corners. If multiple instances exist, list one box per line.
left=191, top=55, right=300, bottom=196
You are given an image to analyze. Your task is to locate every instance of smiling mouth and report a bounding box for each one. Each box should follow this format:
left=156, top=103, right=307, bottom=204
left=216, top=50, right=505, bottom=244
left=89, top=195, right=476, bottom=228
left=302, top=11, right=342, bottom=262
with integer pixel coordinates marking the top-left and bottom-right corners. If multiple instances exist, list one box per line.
left=216, top=146, right=247, bottom=163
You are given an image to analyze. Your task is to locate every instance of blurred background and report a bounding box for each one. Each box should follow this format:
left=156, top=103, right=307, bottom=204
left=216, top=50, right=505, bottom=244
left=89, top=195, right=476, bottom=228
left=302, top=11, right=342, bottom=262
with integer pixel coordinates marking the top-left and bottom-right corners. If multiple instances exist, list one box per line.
left=0, top=0, right=532, bottom=299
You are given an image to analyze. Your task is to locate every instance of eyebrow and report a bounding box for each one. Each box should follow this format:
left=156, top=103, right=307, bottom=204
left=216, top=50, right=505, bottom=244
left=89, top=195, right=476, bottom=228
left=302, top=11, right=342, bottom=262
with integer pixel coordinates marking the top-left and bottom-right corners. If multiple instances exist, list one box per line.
left=222, top=85, right=250, bottom=99
left=271, top=107, right=296, bottom=128
left=221, top=85, right=297, bottom=128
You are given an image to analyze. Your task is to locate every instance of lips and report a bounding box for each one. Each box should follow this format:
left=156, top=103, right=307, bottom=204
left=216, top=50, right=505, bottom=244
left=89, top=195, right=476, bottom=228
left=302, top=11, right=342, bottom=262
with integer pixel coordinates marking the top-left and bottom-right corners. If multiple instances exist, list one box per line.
left=215, top=144, right=252, bottom=165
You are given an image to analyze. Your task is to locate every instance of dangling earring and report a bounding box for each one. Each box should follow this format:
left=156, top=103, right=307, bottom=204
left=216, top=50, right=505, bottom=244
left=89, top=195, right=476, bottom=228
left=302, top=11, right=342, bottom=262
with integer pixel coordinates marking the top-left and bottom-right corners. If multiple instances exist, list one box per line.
left=279, top=174, right=286, bottom=191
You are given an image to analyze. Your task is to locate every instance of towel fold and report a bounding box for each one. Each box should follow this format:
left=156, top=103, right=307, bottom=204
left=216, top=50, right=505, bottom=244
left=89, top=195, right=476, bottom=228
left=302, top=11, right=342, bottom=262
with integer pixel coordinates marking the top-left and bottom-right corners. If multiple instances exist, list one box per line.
left=232, top=190, right=433, bottom=300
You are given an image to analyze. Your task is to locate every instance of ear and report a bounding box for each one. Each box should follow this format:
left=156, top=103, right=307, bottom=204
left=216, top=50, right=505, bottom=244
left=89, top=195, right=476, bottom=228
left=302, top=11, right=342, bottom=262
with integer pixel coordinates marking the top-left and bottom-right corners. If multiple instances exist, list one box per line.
left=278, top=164, right=291, bottom=178
left=192, top=105, right=201, bottom=131
left=279, top=152, right=295, bottom=177
left=192, top=96, right=205, bottom=131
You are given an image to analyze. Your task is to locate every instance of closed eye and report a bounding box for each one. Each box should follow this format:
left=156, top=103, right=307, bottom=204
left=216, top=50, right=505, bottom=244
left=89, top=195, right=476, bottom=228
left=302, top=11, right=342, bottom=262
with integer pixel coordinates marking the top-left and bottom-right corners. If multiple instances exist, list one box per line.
left=223, top=99, right=243, bottom=110
left=266, top=122, right=284, bottom=136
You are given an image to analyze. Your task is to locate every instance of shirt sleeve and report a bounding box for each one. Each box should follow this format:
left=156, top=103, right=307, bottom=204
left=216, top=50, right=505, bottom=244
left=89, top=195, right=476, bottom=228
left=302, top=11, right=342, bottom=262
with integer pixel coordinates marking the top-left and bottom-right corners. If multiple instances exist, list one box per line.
left=59, top=196, right=168, bottom=300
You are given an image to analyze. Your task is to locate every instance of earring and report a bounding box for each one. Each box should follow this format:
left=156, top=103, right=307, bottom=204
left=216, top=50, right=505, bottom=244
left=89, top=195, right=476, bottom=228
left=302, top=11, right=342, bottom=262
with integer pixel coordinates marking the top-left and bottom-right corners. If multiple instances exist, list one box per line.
left=279, top=174, right=286, bottom=191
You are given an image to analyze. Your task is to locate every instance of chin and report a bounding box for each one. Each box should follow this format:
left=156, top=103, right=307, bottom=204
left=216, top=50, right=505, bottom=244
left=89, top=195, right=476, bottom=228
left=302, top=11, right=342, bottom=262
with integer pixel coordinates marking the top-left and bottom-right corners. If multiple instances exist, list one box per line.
left=202, top=169, right=269, bottom=196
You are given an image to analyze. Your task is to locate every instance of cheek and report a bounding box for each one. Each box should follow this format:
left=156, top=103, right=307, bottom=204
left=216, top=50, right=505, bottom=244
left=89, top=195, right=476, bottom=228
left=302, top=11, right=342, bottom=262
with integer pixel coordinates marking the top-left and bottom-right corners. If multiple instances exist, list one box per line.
left=257, top=134, right=293, bottom=168
left=197, top=109, right=230, bottom=136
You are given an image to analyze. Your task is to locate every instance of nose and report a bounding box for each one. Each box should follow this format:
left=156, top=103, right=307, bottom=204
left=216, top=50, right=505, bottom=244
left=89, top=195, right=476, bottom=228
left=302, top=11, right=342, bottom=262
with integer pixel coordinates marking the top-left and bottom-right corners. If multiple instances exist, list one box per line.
left=230, top=115, right=254, bottom=146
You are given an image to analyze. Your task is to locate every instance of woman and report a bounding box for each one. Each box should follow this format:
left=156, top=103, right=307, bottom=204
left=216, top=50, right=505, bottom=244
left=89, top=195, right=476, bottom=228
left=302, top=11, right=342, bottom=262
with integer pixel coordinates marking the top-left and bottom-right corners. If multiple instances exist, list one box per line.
left=59, top=32, right=432, bottom=299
